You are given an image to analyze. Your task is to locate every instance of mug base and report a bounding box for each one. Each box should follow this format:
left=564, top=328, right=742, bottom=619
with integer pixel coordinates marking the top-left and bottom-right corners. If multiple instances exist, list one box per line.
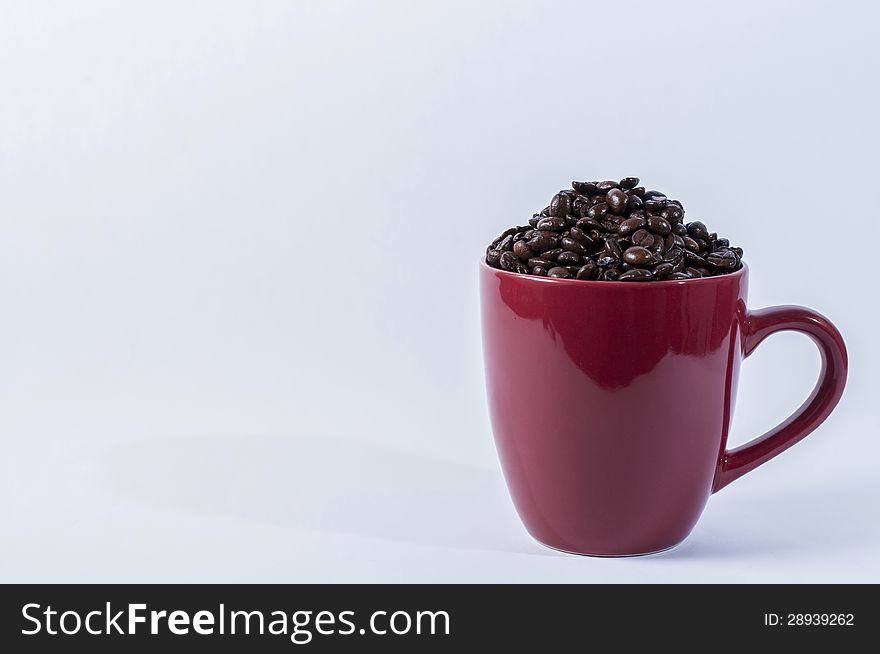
left=536, top=540, right=682, bottom=558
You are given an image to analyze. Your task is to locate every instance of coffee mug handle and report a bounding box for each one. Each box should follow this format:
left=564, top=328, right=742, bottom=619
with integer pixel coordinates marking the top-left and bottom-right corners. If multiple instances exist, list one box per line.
left=712, top=305, right=848, bottom=492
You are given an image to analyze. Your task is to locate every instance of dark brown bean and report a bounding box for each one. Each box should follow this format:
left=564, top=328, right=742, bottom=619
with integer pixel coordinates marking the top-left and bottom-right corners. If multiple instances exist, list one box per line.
left=549, top=193, right=571, bottom=217
left=486, top=250, right=502, bottom=266
left=647, top=215, right=671, bottom=236
left=513, top=240, right=534, bottom=261
left=561, top=237, right=587, bottom=255
left=576, top=262, right=597, bottom=280
left=618, top=216, right=647, bottom=236
left=619, top=176, right=640, bottom=190
left=572, top=181, right=599, bottom=195
left=631, top=229, right=654, bottom=248
left=536, top=216, right=566, bottom=232
left=623, top=246, right=653, bottom=266
left=527, top=232, right=558, bottom=253
left=607, top=188, right=627, bottom=215
left=587, top=203, right=609, bottom=220
left=687, top=221, right=708, bottom=239
left=528, top=257, right=552, bottom=269
left=596, top=180, right=619, bottom=191
left=556, top=251, right=581, bottom=266
left=531, top=266, right=548, bottom=276
left=619, top=269, right=654, bottom=281
left=652, top=262, right=674, bottom=277
left=547, top=266, right=571, bottom=278
left=499, top=251, right=519, bottom=271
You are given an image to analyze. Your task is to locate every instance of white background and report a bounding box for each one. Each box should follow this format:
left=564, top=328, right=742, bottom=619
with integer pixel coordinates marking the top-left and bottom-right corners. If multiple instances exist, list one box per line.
left=1, top=1, right=878, bottom=582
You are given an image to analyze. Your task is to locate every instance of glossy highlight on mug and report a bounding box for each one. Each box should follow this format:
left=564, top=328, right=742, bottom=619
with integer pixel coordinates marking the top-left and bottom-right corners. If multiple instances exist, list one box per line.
left=480, top=261, right=847, bottom=556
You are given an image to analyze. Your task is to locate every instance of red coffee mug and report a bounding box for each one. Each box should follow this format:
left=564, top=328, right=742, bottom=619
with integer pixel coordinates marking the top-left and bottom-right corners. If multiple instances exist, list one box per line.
left=480, top=261, right=847, bottom=556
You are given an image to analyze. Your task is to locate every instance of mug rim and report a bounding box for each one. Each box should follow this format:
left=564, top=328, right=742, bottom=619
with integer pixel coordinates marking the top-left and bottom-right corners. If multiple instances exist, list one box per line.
left=480, top=258, right=747, bottom=287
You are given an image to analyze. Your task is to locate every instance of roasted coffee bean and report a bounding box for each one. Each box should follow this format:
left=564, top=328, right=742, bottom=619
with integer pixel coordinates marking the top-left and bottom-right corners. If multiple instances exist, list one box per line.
left=528, top=257, right=552, bottom=269
left=576, top=217, right=602, bottom=231
left=652, top=262, right=674, bottom=277
left=499, top=251, right=519, bottom=271
left=707, top=250, right=738, bottom=270
left=623, top=246, right=653, bottom=266
left=561, top=237, right=588, bottom=255
left=603, top=269, right=621, bottom=281
left=527, top=232, right=557, bottom=253
left=687, top=221, right=708, bottom=240
left=682, top=236, right=700, bottom=252
left=618, top=216, right=647, bottom=236
left=537, top=216, right=566, bottom=231
left=587, top=203, right=609, bottom=220
left=607, top=188, right=627, bottom=215
left=572, top=180, right=599, bottom=195
left=576, top=262, right=597, bottom=280
left=547, top=266, right=571, bottom=278
left=513, top=240, right=534, bottom=261
left=568, top=226, right=595, bottom=248
left=619, top=269, right=654, bottom=282
left=486, top=177, right=742, bottom=281
left=662, top=205, right=684, bottom=223
left=626, top=193, right=644, bottom=211
left=549, top=193, right=571, bottom=217
left=557, top=251, right=581, bottom=265
left=684, top=251, right=708, bottom=267
left=647, top=215, right=671, bottom=236
left=603, top=237, right=622, bottom=258
left=631, top=229, right=654, bottom=248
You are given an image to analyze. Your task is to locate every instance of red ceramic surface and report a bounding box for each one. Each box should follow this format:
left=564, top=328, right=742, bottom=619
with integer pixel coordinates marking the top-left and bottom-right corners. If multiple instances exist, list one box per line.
left=480, top=261, right=847, bottom=556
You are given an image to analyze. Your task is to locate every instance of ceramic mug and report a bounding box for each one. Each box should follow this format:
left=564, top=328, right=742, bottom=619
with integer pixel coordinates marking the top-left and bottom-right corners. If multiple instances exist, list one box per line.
left=480, top=261, right=847, bottom=556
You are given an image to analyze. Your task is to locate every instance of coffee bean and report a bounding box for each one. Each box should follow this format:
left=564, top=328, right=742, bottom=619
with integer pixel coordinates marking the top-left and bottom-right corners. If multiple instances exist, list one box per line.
left=707, top=250, right=738, bottom=270
left=527, top=232, right=558, bottom=253
left=631, top=229, right=654, bottom=248
left=619, top=269, right=654, bottom=281
left=486, top=178, right=742, bottom=281
left=557, top=251, right=581, bottom=266
left=661, top=205, right=684, bottom=223
left=652, top=262, right=674, bottom=277
left=587, top=203, right=609, bottom=220
left=618, top=216, right=647, bottom=236
left=550, top=193, right=571, bottom=217
left=687, top=221, right=708, bottom=240
left=561, top=237, right=588, bottom=255
left=513, top=240, right=534, bottom=261
left=499, top=251, right=519, bottom=271
left=626, top=193, right=644, bottom=211
left=547, top=266, right=571, bottom=278
left=607, top=188, right=627, bottom=215
left=568, top=226, right=595, bottom=248
left=537, top=216, right=566, bottom=232
left=576, top=262, right=597, bottom=280
left=528, top=257, right=552, bottom=268
left=572, top=181, right=599, bottom=195
left=646, top=215, right=671, bottom=236
left=623, top=246, right=653, bottom=266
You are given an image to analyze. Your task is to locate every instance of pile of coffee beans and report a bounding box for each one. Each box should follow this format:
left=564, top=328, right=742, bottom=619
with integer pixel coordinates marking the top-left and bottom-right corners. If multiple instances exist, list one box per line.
left=485, top=178, right=743, bottom=281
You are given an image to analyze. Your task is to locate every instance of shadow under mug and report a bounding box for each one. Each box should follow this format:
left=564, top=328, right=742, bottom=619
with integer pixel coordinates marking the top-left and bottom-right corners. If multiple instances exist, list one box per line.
left=479, top=261, right=847, bottom=556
